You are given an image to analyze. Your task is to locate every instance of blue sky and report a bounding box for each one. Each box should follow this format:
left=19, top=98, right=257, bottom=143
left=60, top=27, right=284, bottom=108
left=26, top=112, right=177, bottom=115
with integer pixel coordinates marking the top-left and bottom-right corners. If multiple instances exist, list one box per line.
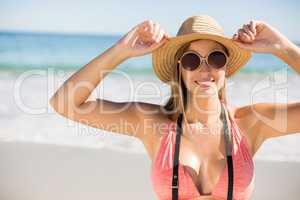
left=0, top=0, right=299, bottom=41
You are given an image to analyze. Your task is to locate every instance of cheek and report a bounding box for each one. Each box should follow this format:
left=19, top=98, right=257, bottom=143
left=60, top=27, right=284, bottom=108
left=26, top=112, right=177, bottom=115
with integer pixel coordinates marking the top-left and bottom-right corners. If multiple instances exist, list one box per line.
left=215, top=76, right=225, bottom=90
left=212, top=71, right=225, bottom=89
left=181, top=71, right=194, bottom=89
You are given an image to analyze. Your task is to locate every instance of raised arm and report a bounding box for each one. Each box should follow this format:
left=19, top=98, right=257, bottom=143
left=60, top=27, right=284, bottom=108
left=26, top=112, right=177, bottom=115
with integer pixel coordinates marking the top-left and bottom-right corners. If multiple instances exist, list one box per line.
left=232, top=20, right=300, bottom=144
left=49, top=20, right=170, bottom=139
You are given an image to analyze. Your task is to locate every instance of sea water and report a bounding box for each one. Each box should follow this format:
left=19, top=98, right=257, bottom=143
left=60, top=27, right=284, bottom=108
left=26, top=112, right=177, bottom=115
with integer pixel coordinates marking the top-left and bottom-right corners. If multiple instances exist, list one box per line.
left=0, top=31, right=300, bottom=162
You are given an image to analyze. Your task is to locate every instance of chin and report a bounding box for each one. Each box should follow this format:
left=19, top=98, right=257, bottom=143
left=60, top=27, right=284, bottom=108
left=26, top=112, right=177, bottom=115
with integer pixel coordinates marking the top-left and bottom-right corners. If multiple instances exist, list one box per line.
left=186, top=81, right=219, bottom=97
left=193, top=87, right=218, bottom=97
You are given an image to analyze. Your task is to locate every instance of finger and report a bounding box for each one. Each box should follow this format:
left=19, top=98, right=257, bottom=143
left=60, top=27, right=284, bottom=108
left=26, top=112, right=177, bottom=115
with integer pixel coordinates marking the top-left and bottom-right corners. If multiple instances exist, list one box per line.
left=129, top=33, right=139, bottom=47
left=253, top=20, right=266, bottom=34
left=139, top=21, right=153, bottom=37
left=148, top=20, right=154, bottom=34
left=241, top=32, right=252, bottom=42
left=152, top=23, right=160, bottom=41
left=137, top=25, right=146, bottom=40
left=138, top=23, right=155, bottom=43
left=161, top=30, right=170, bottom=39
left=126, top=26, right=140, bottom=44
left=136, top=37, right=168, bottom=56
left=156, top=29, right=165, bottom=43
left=149, top=37, right=169, bottom=50
left=147, top=32, right=167, bottom=49
left=242, top=24, right=255, bottom=40
left=238, top=29, right=252, bottom=42
left=249, top=20, right=256, bottom=36
left=232, top=33, right=238, bottom=40
left=164, top=31, right=171, bottom=38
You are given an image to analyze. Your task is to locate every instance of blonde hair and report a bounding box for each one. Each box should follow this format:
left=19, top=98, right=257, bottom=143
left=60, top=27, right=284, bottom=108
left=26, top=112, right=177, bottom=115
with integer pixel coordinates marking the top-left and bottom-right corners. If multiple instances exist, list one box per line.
left=163, top=41, right=228, bottom=122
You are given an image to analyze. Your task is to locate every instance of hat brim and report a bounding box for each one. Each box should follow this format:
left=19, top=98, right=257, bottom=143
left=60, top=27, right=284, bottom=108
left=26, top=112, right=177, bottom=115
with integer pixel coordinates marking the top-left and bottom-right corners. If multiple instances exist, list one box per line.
left=152, top=32, right=252, bottom=83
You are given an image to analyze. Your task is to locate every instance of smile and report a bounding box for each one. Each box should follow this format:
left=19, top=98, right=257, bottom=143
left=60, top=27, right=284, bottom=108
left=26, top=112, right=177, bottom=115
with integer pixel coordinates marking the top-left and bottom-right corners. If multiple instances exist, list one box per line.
left=194, top=79, right=215, bottom=87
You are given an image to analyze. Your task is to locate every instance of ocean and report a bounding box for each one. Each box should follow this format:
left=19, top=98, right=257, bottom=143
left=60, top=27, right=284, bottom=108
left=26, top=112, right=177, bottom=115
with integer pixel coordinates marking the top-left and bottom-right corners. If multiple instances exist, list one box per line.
left=0, top=31, right=299, bottom=74
left=0, top=31, right=300, bottom=162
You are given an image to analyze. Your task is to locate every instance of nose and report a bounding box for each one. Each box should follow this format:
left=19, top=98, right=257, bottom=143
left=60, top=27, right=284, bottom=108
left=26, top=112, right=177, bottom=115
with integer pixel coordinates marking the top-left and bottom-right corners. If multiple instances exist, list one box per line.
left=197, top=60, right=211, bottom=73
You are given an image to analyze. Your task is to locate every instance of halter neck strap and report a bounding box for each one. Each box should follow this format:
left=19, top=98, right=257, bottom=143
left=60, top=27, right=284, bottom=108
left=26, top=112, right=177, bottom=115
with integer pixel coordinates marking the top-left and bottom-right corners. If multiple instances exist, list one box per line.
left=172, top=102, right=234, bottom=200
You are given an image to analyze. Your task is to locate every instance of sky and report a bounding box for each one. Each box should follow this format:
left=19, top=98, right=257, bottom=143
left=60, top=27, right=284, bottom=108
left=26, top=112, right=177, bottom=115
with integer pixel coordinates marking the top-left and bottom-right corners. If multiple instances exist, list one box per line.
left=0, top=0, right=299, bottom=41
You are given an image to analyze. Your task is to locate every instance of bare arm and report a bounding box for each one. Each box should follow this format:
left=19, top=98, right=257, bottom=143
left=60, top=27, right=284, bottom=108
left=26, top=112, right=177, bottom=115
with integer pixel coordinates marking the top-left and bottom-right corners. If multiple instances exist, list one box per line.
left=254, top=41, right=300, bottom=141
left=233, top=20, right=300, bottom=74
left=252, top=35, right=300, bottom=141
left=273, top=36, right=300, bottom=74
left=49, top=20, right=169, bottom=139
left=49, top=43, right=127, bottom=110
left=233, top=20, right=300, bottom=150
left=254, top=102, right=300, bottom=140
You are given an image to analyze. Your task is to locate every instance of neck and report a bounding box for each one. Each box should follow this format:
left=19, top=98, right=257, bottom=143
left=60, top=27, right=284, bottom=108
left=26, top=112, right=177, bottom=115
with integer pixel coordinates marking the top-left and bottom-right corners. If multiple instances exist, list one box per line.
left=184, top=92, right=222, bottom=125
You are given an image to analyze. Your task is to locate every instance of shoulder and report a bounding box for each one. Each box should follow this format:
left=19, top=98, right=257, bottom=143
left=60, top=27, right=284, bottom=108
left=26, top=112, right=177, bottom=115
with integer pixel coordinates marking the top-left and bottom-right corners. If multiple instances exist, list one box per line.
left=133, top=102, right=173, bottom=126
left=227, top=103, right=265, bottom=157
left=228, top=103, right=263, bottom=127
left=133, top=102, right=174, bottom=157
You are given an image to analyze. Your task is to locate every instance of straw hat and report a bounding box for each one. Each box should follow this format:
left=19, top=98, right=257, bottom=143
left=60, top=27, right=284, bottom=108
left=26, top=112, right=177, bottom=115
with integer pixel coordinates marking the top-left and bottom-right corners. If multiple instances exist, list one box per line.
left=152, top=15, right=252, bottom=83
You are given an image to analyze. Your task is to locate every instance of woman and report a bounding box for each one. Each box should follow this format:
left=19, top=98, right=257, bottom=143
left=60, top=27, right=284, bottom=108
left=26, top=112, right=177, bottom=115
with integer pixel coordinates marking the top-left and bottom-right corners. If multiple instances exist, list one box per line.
left=49, top=15, right=300, bottom=200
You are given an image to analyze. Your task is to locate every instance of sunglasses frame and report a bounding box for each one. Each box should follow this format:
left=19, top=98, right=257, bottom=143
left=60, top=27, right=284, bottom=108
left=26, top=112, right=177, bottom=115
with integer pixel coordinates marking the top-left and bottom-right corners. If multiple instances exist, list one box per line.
left=177, top=49, right=229, bottom=71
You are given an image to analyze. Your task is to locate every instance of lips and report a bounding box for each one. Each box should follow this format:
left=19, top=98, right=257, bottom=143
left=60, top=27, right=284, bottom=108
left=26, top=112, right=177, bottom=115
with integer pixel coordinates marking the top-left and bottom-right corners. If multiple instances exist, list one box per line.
left=194, top=78, right=215, bottom=87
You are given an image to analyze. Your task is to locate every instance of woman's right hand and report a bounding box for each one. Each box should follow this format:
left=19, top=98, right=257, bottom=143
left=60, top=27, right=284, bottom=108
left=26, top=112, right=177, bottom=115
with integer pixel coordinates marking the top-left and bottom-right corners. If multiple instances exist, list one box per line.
left=116, top=20, right=170, bottom=58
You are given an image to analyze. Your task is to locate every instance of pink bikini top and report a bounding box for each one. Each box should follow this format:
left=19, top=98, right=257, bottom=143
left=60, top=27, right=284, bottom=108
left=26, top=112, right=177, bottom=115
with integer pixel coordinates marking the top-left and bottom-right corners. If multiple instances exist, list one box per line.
left=151, top=104, right=255, bottom=200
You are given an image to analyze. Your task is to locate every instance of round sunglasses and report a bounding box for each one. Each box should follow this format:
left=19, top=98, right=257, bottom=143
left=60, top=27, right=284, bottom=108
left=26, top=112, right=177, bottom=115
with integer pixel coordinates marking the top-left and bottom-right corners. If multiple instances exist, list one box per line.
left=178, top=49, right=228, bottom=71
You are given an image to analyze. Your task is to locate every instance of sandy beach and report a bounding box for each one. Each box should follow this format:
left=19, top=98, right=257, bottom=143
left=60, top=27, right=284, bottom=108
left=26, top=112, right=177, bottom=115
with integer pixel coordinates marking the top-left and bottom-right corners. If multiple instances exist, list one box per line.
left=0, top=140, right=300, bottom=200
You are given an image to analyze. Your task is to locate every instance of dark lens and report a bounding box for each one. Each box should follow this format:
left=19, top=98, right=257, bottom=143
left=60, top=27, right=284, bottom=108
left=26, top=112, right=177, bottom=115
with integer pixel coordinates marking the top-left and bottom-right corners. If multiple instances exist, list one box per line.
left=180, top=53, right=200, bottom=71
left=208, top=51, right=227, bottom=69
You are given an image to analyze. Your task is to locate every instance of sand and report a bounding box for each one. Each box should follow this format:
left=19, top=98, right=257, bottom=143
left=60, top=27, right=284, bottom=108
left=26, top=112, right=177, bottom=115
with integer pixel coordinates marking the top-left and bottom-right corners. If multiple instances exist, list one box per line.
left=0, top=140, right=299, bottom=200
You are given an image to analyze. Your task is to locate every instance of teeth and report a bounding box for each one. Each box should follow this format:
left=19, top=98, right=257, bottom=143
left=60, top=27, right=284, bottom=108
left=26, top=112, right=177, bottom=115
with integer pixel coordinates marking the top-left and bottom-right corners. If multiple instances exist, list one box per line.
left=196, top=79, right=214, bottom=83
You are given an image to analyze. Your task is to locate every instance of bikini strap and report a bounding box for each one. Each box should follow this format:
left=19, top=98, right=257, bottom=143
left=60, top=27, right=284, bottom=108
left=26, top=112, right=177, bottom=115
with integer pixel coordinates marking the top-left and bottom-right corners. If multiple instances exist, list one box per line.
left=222, top=102, right=233, bottom=156
left=221, top=102, right=234, bottom=200
left=171, top=114, right=182, bottom=199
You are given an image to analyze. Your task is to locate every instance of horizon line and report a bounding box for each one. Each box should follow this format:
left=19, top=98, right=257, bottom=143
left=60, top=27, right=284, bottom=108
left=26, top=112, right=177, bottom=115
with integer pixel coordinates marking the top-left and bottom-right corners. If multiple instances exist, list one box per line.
left=0, top=29, right=299, bottom=45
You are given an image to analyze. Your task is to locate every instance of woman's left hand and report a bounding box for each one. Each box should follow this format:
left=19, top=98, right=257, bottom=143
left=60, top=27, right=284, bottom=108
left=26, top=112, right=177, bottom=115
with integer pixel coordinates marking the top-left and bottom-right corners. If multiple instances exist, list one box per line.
left=232, top=20, right=290, bottom=55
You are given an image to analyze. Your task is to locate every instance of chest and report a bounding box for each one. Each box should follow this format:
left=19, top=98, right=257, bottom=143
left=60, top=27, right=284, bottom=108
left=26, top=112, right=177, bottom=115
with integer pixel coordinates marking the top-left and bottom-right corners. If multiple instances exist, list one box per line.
left=150, top=119, right=255, bottom=197
left=177, top=132, right=227, bottom=194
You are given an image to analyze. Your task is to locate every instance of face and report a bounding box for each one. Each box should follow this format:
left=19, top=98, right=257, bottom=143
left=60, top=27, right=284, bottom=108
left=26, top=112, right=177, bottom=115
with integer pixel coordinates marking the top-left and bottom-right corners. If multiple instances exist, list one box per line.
left=179, top=39, right=227, bottom=98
